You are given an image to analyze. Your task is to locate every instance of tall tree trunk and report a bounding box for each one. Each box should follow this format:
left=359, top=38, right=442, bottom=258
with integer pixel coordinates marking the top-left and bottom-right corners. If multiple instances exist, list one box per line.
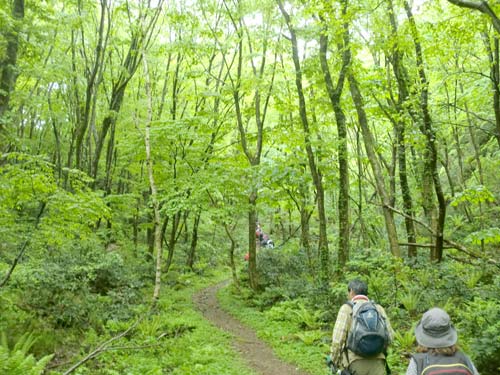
left=91, top=71, right=130, bottom=182
left=278, top=0, right=330, bottom=280
left=348, top=74, right=401, bottom=257
left=482, top=32, right=500, bottom=149
left=0, top=0, right=24, bottom=137
left=221, top=0, right=276, bottom=290
left=318, top=0, right=351, bottom=268
left=386, top=0, right=417, bottom=257
left=73, top=0, right=108, bottom=172
left=405, top=0, right=446, bottom=261
left=142, top=53, right=163, bottom=304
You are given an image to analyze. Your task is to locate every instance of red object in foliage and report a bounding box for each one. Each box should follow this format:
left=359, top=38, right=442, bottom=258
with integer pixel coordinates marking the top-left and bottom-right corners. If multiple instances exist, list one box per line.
left=244, top=253, right=249, bottom=261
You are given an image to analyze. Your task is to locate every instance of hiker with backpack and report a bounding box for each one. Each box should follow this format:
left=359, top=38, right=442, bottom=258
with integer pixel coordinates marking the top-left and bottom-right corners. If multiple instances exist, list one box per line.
left=329, top=279, right=393, bottom=375
left=405, top=307, right=479, bottom=375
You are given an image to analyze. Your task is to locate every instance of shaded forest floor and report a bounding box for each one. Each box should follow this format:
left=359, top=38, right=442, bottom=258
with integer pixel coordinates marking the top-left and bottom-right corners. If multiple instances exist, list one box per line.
left=193, top=281, right=311, bottom=375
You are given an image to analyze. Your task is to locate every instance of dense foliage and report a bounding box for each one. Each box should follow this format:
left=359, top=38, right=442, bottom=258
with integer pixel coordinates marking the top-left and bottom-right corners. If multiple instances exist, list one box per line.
left=0, top=0, right=499, bottom=374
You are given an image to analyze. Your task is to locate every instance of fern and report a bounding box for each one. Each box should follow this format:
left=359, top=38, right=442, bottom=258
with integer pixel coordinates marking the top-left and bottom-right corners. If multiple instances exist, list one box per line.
left=0, top=332, right=53, bottom=375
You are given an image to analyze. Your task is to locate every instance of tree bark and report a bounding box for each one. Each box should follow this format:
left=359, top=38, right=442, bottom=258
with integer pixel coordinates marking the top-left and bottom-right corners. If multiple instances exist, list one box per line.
left=386, top=0, right=417, bottom=257
left=348, top=74, right=401, bottom=257
left=482, top=32, right=500, bottom=149
left=221, top=0, right=276, bottom=290
left=0, top=0, right=25, bottom=136
left=224, top=223, right=240, bottom=289
left=318, top=0, right=351, bottom=268
left=186, top=212, right=201, bottom=270
left=278, top=0, right=330, bottom=280
left=405, top=0, right=447, bottom=261
left=73, top=0, right=108, bottom=172
left=142, top=50, right=163, bottom=304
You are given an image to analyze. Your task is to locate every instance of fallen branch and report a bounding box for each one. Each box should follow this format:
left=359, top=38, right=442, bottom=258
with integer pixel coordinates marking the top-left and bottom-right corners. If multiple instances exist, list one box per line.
left=398, top=242, right=455, bottom=249
left=0, top=201, right=46, bottom=288
left=388, top=205, right=499, bottom=268
left=63, top=312, right=149, bottom=375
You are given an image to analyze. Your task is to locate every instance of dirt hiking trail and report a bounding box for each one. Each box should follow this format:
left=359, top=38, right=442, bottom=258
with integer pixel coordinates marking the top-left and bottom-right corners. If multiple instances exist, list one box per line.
left=193, top=281, right=312, bottom=375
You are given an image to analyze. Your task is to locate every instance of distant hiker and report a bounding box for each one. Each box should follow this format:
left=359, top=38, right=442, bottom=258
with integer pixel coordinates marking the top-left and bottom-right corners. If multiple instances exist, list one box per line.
left=330, top=279, right=393, bottom=375
left=405, top=307, right=479, bottom=375
left=256, top=222, right=263, bottom=242
left=260, top=232, right=274, bottom=248
left=255, top=222, right=274, bottom=248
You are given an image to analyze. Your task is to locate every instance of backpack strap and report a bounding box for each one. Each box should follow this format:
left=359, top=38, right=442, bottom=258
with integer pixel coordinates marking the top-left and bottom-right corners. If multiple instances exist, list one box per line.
left=345, top=301, right=354, bottom=311
left=342, top=301, right=354, bottom=364
left=411, top=353, right=427, bottom=375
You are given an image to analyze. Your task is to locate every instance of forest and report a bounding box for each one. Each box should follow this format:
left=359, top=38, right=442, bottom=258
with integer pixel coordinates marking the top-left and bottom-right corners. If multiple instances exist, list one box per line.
left=1, top=0, right=499, bottom=374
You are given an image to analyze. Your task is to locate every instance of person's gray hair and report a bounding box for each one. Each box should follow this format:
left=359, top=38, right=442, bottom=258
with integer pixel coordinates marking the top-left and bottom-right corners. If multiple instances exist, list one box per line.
left=348, top=279, right=368, bottom=295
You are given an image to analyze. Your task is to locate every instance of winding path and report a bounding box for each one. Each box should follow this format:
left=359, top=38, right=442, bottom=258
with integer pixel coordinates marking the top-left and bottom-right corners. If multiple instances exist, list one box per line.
left=193, top=281, right=312, bottom=375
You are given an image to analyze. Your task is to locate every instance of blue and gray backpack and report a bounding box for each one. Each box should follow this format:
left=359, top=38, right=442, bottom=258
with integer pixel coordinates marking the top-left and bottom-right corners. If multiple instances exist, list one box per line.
left=346, top=300, right=390, bottom=357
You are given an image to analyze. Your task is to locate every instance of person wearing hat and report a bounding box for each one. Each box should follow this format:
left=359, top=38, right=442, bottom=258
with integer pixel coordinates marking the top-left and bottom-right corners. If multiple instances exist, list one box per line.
left=405, top=307, right=479, bottom=375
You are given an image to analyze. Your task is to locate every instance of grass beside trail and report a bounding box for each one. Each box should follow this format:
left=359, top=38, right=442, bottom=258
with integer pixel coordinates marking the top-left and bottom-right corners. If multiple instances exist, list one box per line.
left=53, top=269, right=257, bottom=375
left=217, top=284, right=327, bottom=375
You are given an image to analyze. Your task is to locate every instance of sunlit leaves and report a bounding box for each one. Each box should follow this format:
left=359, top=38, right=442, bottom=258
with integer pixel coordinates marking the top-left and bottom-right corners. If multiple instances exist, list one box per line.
left=451, top=185, right=496, bottom=207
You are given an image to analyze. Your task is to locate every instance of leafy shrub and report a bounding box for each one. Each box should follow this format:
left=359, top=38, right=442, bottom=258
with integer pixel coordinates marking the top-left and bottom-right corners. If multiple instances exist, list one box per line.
left=254, top=247, right=315, bottom=307
left=11, top=241, right=144, bottom=329
left=456, top=293, right=500, bottom=374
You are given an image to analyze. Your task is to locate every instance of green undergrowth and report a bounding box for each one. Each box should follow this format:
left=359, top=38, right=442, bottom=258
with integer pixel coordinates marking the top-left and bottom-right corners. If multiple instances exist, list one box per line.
left=45, top=268, right=257, bottom=375
left=217, top=283, right=326, bottom=375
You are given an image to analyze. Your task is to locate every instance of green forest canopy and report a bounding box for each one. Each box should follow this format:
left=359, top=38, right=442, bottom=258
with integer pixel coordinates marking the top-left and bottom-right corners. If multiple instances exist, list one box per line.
left=1, top=0, right=499, bottom=374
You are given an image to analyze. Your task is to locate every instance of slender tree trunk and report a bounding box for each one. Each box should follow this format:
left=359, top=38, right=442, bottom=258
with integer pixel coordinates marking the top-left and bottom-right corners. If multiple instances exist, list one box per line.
left=164, top=212, right=182, bottom=275
left=278, top=0, right=330, bottom=280
left=186, top=212, right=201, bottom=270
left=387, top=0, right=417, bottom=257
left=300, top=203, right=313, bottom=272
left=73, top=0, right=108, bottom=171
left=482, top=32, right=500, bottom=149
left=142, top=51, right=163, bottom=304
left=0, top=0, right=24, bottom=137
left=348, top=74, right=401, bottom=257
left=405, top=0, right=446, bottom=261
left=221, top=0, right=276, bottom=290
left=48, top=86, right=63, bottom=182
left=224, top=223, right=240, bottom=289
left=318, top=0, right=351, bottom=268
left=248, top=193, right=259, bottom=290
left=0, top=0, right=24, bottom=113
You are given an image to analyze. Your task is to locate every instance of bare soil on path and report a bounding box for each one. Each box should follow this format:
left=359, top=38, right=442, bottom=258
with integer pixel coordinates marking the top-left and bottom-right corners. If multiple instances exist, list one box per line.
left=193, top=281, right=312, bottom=375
